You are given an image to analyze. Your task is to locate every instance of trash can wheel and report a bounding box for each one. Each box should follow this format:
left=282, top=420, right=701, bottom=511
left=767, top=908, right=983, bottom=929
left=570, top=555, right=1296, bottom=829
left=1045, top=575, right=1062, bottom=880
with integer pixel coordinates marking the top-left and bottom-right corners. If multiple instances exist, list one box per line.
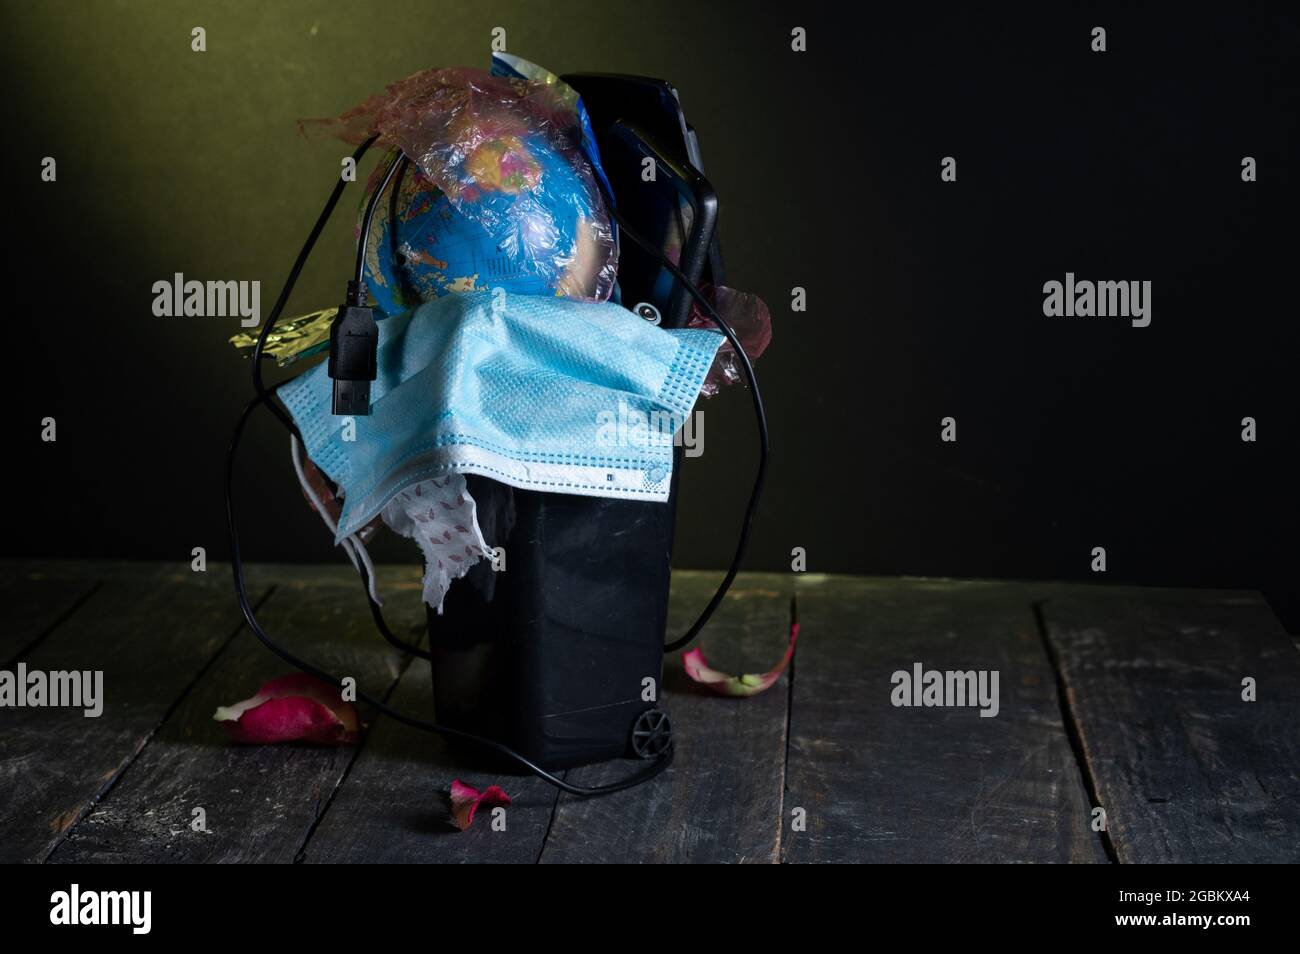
left=630, top=707, right=672, bottom=759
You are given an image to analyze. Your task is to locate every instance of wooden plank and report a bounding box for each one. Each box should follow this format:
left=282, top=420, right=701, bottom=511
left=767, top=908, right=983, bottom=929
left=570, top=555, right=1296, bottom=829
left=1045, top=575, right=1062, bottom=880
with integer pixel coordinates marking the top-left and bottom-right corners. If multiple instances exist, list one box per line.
left=537, top=572, right=794, bottom=864
left=0, top=566, right=99, bottom=665
left=0, top=559, right=405, bottom=590
left=782, top=576, right=1107, bottom=863
left=0, top=565, right=263, bottom=863
left=1040, top=589, right=1300, bottom=863
left=299, top=654, right=564, bottom=864
left=49, top=567, right=425, bottom=864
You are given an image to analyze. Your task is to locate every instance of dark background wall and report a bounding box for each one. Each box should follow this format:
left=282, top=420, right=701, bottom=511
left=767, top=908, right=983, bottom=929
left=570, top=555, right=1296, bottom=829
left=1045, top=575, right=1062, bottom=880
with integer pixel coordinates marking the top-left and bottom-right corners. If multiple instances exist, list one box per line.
left=6, top=3, right=1299, bottom=627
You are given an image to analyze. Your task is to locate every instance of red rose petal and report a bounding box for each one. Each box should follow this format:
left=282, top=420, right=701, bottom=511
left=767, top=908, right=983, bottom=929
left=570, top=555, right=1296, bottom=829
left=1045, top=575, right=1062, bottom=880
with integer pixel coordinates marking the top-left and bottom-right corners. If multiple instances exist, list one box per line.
left=682, top=622, right=799, bottom=697
left=214, top=673, right=359, bottom=745
left=449, top=779, right=512, bottom=831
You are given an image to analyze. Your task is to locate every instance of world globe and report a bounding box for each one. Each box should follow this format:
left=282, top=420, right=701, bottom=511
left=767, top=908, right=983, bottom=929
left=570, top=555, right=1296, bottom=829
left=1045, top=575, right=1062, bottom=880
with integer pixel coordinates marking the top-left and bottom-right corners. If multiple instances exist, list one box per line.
left=357, top=139, right=611, bottom=318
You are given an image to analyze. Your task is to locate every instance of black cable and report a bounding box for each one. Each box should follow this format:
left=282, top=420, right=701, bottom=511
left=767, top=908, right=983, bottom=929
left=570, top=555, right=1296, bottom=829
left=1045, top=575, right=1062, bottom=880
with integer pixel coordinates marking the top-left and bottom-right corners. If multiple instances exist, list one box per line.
left=347, top=147, right=429, bottom=660
left=248, top=137, right=430, bottom=662
left=253, top=136, right=379, bottom=428
left=355, top=151, right=408, bottom=289
left=228, top=143, right=673, bottom=796
left=231, top=135, right=768, bottom=793
left=589, top=174, right=770, bottom=653
left=361, top=561, right=432, bottom=661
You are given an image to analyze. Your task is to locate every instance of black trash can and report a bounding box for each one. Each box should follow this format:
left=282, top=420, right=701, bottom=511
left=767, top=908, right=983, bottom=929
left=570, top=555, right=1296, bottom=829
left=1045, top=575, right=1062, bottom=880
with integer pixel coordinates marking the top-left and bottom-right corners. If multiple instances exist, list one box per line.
left=428, top=456, right=681, bottom=769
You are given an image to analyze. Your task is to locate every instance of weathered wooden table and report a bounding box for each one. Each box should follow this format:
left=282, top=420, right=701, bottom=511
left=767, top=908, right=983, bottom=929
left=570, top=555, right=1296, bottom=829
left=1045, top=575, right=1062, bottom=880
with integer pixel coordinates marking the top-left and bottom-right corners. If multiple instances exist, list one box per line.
left=2, top=561, right=1296, bottom=863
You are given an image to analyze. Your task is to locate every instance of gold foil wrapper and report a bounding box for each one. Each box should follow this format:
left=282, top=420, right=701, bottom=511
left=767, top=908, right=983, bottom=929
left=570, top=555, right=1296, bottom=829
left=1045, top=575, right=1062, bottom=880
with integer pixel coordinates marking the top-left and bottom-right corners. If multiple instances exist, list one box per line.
left=228, top=307, right=337, bottom=367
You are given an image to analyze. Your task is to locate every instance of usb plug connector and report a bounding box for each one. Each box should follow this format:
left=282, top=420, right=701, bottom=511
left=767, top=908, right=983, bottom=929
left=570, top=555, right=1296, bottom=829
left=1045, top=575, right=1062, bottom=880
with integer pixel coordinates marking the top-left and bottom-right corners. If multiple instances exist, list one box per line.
left=330, top=377, right=371, bottom=417
left=327, top=281, right=378, bottom=416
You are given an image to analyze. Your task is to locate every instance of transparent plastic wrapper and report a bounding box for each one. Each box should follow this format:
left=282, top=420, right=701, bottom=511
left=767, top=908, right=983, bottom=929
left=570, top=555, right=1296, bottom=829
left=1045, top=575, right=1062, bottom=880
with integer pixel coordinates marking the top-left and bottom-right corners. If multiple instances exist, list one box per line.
left=688, top=285, right=773, bottom=396
left=302, top=60, right=617, bottom=305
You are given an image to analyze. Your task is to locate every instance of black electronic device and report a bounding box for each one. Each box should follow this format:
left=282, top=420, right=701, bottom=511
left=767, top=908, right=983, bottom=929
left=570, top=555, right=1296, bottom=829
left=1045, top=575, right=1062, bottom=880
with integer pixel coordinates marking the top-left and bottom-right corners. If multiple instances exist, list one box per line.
left=599, top=121, right=717, bottom=329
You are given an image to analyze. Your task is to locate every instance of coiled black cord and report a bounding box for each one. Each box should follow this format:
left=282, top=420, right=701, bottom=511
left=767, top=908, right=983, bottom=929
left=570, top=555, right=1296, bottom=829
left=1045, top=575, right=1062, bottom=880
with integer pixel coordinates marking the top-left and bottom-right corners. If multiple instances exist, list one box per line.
left=251, top=136, right=432, bottom=663
left=227, top=135, right=767, bottom=796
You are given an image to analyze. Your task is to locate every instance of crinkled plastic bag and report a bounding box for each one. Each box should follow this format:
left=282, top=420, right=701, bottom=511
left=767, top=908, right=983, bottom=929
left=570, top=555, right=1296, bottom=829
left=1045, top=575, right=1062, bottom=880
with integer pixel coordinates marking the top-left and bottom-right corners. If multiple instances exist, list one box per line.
left=688, top=286, right=773, bottom=396
left=301, top=60, right=617, bottom=303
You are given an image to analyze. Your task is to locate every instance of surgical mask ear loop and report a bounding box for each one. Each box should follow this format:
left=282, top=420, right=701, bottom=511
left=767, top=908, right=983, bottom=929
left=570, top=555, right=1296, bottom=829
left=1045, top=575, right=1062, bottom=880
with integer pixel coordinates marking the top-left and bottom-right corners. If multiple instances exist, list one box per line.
left=289, top=433, right=381, bottom=606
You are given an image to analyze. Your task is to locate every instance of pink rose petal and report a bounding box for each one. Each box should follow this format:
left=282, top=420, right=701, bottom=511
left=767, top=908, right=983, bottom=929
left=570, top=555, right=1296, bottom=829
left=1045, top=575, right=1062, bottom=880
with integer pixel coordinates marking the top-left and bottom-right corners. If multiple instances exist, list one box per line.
left=213, top=673, right=359, bottom=745
left=682, top=622, right=799, bottom=697
left=449, top=779, right=512, bottom=831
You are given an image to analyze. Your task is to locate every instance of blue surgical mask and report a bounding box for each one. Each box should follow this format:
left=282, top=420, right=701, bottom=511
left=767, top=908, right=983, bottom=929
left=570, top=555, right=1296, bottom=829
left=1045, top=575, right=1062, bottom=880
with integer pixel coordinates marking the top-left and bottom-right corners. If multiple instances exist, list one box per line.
left=280, top=290, right=723, bottom=540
